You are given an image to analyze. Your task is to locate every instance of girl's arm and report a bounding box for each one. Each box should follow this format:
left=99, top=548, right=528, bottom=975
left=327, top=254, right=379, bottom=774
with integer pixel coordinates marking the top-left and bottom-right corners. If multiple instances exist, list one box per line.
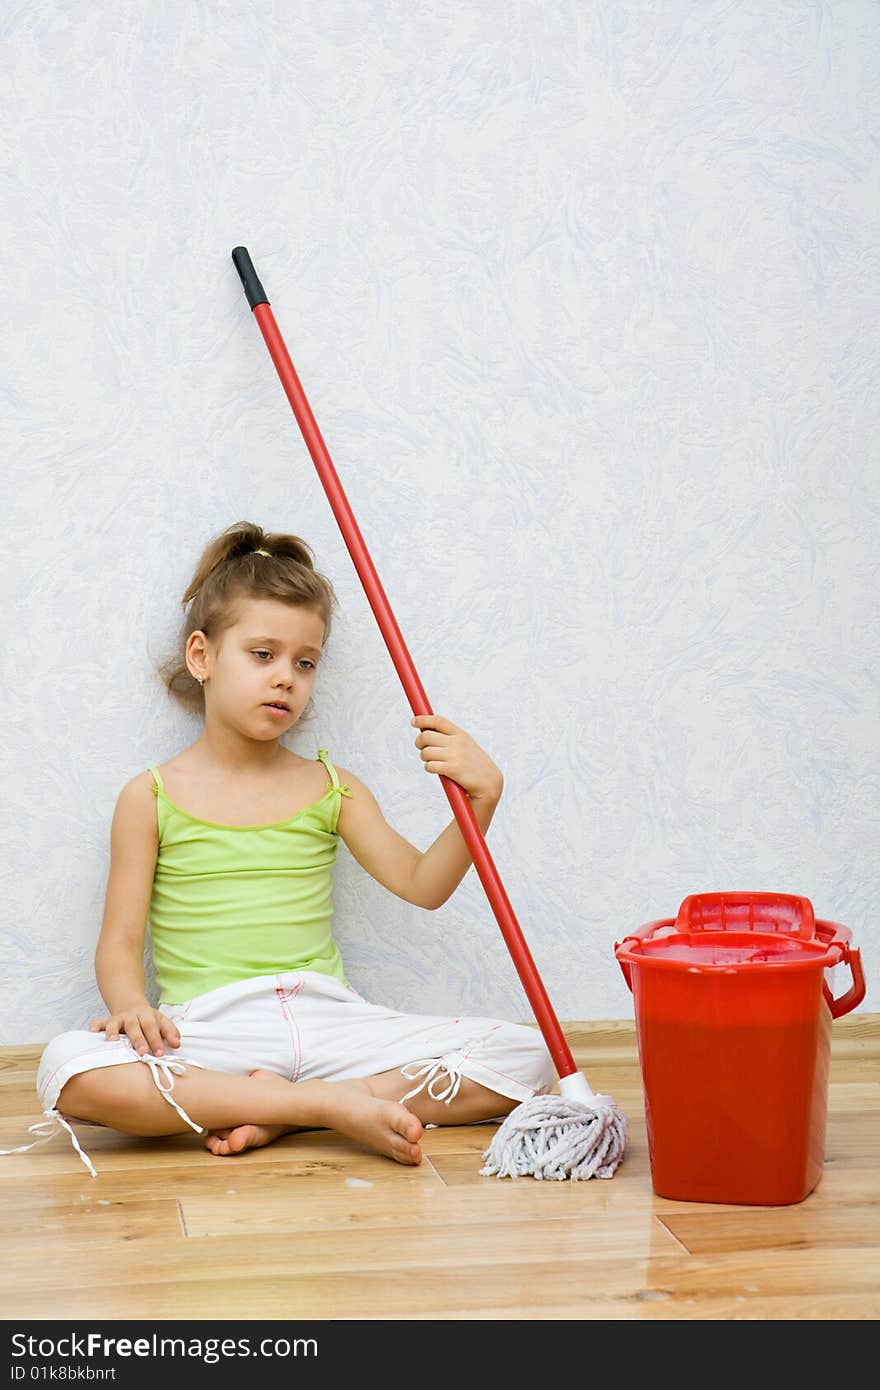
left=406, top=787, right=501, bottom=910
left=94, top=775, right=160, bottom=1012
left=336, top=714, right=503, bottom=911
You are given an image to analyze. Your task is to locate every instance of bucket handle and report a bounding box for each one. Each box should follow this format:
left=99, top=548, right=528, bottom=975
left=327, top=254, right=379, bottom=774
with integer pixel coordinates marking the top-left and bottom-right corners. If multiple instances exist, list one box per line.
left=615, top=920, right=678, bottom=993
left=617, top=953, right=633, bottom=993
left=824, top=943, right=866, bottom=1019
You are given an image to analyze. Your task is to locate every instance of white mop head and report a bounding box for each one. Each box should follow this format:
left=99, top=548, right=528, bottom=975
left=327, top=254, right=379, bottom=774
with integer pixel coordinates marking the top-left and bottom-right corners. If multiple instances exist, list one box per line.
left=480, top=1077, right=627, bottom=1181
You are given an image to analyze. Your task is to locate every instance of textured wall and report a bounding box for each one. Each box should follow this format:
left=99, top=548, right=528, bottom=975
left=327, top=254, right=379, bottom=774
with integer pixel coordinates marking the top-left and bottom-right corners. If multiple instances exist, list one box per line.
left=2, top=1, right=877, bottom=1047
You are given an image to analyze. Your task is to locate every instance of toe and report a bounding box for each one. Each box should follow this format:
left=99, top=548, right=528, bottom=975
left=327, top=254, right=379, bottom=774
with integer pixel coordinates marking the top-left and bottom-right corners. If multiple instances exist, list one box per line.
left=393, top=1131, right=422, bottom=1164
left=206, top=1129, right=236, bottom=1156
left=399, top=1111, right=423, bottom=1143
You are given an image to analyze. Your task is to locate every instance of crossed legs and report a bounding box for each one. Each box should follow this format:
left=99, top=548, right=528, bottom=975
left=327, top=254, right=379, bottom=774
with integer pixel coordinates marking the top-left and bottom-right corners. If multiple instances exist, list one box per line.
left=57, top=1058, right=519, bottom=1167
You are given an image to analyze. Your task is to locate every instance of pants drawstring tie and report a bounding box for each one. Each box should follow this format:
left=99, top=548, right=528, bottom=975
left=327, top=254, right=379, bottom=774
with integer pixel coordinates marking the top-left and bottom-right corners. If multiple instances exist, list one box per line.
left=398, top=1050, right=467, bottom=1105
left=139, top=1053, right=205, bottom=1134
left=0, top=1110, right=98, bottom=1178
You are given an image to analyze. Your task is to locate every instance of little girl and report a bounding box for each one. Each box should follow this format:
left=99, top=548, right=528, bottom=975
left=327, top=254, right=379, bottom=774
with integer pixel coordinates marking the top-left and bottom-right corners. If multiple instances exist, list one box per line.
left=5, top=522, right=554, bottom=1177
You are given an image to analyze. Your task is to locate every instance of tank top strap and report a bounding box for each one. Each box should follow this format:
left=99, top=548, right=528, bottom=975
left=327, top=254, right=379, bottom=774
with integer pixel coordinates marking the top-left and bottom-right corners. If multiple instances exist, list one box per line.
left=147, top=765, right=169, bottom=842
left=316, top=748, right=353, bottom=799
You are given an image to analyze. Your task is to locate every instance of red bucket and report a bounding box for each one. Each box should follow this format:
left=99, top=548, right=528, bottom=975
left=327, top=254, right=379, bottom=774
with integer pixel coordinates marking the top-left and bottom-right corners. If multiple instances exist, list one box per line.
left=615, top=892, right=865, bottom=1205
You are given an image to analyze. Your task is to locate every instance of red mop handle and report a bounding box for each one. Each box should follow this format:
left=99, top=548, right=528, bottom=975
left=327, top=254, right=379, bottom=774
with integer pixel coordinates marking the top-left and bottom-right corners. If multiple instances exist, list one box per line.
left=232, top=247, right=576, bottom=1081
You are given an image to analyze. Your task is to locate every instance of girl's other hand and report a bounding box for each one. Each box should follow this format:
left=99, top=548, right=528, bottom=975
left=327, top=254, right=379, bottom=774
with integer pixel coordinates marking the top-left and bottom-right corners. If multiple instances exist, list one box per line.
left=411, top=713, right=504, bottom=802
left=88, top=1005, right=181, bottom=1058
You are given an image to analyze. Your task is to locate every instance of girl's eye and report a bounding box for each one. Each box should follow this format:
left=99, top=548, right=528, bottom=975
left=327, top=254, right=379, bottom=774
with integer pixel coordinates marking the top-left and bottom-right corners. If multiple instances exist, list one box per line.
left=253, top=651, right=315, bottom=671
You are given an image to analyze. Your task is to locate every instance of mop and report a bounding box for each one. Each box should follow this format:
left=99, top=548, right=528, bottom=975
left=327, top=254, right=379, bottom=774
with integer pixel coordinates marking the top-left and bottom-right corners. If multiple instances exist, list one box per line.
left=231, top=247, right=627, bottom=1180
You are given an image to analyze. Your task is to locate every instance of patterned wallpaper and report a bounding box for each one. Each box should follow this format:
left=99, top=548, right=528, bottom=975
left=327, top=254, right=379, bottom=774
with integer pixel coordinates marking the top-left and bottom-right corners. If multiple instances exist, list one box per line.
left=3, top=1, right=877, bottom=1048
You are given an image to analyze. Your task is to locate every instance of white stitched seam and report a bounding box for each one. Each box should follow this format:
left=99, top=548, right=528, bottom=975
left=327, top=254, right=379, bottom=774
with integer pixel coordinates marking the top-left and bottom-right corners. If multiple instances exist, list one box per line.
left=275, top=977, right=303, bottom=1082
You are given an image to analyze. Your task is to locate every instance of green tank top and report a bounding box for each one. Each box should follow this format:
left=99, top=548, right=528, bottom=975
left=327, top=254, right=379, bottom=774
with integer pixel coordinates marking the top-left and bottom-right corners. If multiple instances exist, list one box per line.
left=146, top=748, right=353, bottom=1005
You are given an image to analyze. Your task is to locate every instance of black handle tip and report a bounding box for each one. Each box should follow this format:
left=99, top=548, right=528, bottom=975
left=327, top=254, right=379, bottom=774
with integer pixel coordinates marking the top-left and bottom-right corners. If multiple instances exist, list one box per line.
left=232, top=246, right=270, bottom=310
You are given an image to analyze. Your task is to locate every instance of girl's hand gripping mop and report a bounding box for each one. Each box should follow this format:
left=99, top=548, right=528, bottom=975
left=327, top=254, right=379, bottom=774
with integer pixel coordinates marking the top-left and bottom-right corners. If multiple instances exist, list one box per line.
left=231, top=247, right=627, bottom=1180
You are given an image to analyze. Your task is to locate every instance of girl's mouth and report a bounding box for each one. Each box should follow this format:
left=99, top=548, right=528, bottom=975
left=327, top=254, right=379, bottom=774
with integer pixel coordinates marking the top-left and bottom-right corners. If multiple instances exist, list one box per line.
left=264, top=704, right=290, bottom=716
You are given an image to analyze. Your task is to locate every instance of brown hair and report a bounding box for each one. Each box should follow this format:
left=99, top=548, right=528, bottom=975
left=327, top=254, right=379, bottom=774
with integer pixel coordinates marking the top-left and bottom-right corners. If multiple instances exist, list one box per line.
left=156, top=520, right=338, bottom=717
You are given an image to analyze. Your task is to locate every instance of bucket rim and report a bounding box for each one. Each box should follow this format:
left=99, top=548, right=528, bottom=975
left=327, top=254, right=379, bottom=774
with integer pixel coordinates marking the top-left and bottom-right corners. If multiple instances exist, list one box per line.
left=613, top=928, right=844, bottom=972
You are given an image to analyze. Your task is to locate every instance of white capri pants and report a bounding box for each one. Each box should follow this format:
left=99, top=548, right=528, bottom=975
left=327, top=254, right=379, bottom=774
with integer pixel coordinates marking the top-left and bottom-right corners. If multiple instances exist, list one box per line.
left=4, top=970, right=556, bottom=1177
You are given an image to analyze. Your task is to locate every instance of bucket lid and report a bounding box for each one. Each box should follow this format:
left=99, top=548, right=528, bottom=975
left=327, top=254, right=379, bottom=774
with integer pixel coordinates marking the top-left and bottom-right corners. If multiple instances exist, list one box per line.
left=615, top=929, right=843, bottom=972
left=624, top=893, right=851, bottom=951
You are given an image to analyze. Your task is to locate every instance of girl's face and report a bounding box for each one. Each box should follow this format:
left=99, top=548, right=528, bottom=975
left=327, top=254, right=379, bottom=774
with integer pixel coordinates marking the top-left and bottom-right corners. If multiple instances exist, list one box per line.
left=188, top=597, right=326, bottom=737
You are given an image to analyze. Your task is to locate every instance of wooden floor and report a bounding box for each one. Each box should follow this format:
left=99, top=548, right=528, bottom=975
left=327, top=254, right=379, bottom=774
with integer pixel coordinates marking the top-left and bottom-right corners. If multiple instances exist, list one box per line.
left=1, top=1016, right=878, bottom=1322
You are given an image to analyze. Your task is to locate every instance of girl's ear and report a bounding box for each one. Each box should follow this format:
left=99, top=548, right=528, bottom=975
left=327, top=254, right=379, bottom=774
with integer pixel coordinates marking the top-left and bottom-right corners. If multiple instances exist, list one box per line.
left=185, top=630, right=209, bottom=679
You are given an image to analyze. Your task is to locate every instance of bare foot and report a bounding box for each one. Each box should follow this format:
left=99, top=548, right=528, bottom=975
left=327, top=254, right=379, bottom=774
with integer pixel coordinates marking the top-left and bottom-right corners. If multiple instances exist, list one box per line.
left=203, top=1069, right=424, bottom=1165
left=203, top=1071, right=300, bottom=1157
left=325, top=1083, right=424, bottom=1166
